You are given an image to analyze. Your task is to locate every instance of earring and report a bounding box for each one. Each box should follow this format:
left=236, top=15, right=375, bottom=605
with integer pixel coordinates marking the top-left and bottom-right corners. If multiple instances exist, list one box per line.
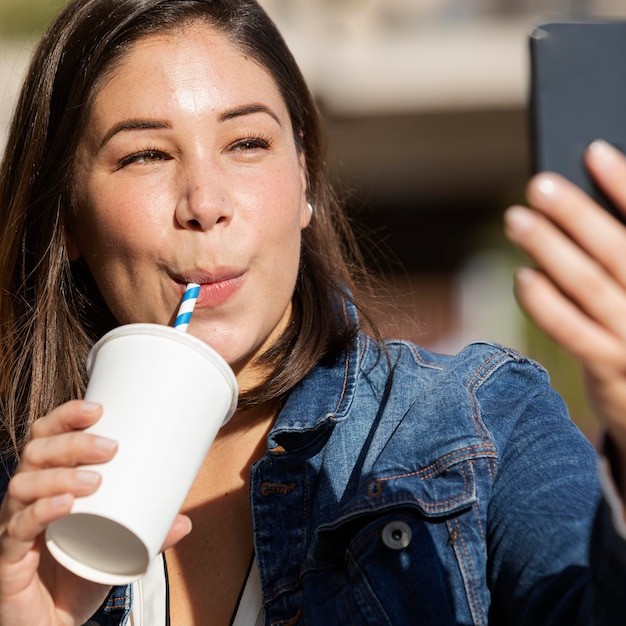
left=307, top=202, right=314, bottom=214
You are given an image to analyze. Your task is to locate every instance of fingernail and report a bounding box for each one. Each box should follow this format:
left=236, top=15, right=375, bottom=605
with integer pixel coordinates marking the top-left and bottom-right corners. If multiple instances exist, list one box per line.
left=82, top=401, right=101, bottom=412
left=51, top=493, right=73, bottom=508
left=504, top=206, right=535, bottom=234
left=533, top=174, right=557, bottom=197
left=588, top=139, right=620, bottom=161
left=76, top=469, right=101, bottom=485
left=94, top=436, right=117, bottom=451
left=514, top=266, right=536, bottom=284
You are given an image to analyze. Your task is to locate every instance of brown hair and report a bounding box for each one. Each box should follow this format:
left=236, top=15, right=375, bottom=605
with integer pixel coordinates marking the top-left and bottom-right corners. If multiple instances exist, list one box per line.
left=0, top=0, right=375, bottom=457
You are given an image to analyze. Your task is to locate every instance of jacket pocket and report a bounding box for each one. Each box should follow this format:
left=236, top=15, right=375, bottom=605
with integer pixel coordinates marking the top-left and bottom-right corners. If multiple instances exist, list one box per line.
left=305, top=458, right=487, bottom=625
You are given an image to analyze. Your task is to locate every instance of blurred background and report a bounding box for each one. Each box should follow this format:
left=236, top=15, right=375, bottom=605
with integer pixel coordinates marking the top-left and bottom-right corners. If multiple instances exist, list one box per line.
left=2, top=0, right=626, bottom=439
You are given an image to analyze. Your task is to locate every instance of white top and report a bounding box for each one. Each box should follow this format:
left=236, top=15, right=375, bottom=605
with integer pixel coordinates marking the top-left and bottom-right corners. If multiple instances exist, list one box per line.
left=129, top=555, right=263, bottom=625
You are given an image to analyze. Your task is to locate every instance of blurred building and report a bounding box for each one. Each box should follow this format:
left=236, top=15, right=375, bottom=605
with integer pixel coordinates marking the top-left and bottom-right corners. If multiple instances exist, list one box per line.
left=256, top=0, right=626, bottom=360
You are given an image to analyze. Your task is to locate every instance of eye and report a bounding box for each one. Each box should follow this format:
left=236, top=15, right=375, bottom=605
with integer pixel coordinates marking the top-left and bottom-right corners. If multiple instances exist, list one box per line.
left=228, top=135, right=272, bottom=153
left=117, top=149, right=171, bottom=169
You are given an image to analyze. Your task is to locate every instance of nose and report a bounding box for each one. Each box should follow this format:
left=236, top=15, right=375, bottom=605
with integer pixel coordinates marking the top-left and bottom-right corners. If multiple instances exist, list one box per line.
left=175, top=163, right=233, bottom=231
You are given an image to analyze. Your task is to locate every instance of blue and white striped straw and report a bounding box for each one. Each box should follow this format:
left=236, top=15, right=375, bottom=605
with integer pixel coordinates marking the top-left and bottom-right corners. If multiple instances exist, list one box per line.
left=174, top=283, right=201, bottom=332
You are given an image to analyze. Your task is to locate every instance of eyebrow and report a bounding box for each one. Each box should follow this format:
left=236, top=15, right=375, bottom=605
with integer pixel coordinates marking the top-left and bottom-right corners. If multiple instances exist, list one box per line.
left=218, top=103, right=281, bottom=126
left=99, top=120, right=171, bottom=149
left=99, top=104, right=282, bottom=150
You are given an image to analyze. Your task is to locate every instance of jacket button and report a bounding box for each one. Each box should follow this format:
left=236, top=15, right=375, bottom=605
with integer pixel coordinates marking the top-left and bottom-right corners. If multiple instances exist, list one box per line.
left=381, top=520, right=412, bottom=550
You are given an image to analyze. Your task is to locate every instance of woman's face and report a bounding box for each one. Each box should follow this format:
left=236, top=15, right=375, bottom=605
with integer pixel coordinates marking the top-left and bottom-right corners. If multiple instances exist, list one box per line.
left=70, top=23, right=310, bottom=390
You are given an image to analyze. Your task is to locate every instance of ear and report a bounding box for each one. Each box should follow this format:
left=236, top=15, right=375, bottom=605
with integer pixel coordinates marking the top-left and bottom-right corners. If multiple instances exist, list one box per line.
left=64, top=225, right=81, bottom=261
left=298, top=152, right=311, bottom=230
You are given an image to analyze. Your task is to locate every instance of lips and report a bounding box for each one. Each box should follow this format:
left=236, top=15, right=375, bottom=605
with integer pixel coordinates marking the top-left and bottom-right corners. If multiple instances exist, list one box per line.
left=173, top=269, right=245, bottom=308
left=195, top=276, right=244, bottom=307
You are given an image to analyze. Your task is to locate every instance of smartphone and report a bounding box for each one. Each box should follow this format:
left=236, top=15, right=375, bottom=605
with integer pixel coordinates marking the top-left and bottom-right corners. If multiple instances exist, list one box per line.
left=529, top=19, right=626, bottom=222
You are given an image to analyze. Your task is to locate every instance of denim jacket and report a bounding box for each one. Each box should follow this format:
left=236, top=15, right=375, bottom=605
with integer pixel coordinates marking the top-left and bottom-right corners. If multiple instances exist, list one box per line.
left=76, top=317, right=626, bottom=624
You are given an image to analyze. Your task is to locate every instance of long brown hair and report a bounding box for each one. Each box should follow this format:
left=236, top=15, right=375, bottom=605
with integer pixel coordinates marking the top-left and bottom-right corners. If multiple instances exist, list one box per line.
left=0, top=0, right=376, bottom=457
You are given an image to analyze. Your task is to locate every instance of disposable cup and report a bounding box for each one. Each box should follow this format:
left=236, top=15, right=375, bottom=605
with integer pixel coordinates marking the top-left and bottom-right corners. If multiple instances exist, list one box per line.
left=45, top=323, right=238, bottom=585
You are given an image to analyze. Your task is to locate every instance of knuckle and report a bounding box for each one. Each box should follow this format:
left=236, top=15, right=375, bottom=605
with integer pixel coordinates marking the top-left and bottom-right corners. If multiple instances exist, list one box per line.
left=5, top=512, right=25, bottom=540
left=5, top=474, right=25, bottom=501
left=20, top=439, right=40, bottom=464
left=29, top=418, right=47, bottom=439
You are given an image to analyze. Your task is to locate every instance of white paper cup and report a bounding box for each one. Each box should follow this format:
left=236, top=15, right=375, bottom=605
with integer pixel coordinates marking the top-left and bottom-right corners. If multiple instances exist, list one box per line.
left=45, top=323, right=238, bottom=585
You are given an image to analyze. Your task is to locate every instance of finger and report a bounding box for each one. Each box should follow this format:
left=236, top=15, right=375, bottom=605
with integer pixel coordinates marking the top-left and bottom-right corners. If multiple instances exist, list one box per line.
left=525, top=172, right=626, bottom=287
left=5, top=468, right=101, bottom=512
left=29, top=400, right=103, bottom=440
left=161, top=515, right=192, bottom=552
left=505, top=205, right=626, bottom=339
left=18, top=431, right=117, bottom=473
left=513, top=266, right=626, bottom=368
left=585, top=139, right=626, bottom=214
left=0, top=494, right=74, bottom=565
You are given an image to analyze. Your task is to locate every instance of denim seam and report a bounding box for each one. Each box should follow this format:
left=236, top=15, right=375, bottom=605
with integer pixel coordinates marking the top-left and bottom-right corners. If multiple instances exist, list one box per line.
left=472, top=500, right=486, bottom=545
left=344, top=548, right=392, bottom=625
left=333, top=349, right=351, bottom=414
left=450, top=517, right=486, bottom=626
left=103, top=590, right=132, bottom=611
left=373, top=445, right=496, bottom=483
left=467, top=352, right=509, bottom=443
left=467, top=352, right=510, bottom=483
left=404, top=341, right=445, bottom=369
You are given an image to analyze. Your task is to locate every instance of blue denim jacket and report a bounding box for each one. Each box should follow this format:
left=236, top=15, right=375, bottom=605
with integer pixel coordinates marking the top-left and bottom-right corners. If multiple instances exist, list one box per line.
left=79, top=319, right=626, bottom=624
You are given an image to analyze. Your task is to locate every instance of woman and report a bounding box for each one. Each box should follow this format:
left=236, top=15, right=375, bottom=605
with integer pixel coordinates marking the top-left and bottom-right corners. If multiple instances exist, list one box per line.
left=0, top=0, right=624, bottom=624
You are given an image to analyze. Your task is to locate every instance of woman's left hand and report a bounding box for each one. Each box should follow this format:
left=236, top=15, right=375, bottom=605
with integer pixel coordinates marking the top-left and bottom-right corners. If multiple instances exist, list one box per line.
left=504, top=140, right=626, bottom=472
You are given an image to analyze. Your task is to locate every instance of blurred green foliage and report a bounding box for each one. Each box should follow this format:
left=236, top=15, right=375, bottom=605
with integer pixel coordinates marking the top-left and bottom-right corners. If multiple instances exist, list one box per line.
left=496, top=221, right=599, bottom=443
left=523, top=314, right=599, bottom=444
left=0, top=0, right=65, bottom=37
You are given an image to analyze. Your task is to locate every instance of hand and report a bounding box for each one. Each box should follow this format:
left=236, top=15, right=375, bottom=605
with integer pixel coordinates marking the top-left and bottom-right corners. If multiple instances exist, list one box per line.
left=504, top=140, right=626, bottom=464
left=0, top=400, right=192, bottom=625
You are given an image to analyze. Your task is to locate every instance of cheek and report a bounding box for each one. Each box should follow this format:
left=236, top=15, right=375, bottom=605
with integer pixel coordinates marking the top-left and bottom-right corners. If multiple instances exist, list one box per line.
left=73, top=183, right=165, bottom=261
left=262, top=198, right=305, bottom=259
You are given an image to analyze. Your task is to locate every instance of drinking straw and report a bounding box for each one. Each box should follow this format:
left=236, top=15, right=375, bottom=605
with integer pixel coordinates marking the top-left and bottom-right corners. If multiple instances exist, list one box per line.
left=174, top=283, right=201, bottom=332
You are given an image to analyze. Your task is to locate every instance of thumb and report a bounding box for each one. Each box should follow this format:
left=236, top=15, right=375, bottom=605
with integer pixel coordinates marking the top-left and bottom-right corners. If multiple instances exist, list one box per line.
left=161, top=514, right=192, bottom=552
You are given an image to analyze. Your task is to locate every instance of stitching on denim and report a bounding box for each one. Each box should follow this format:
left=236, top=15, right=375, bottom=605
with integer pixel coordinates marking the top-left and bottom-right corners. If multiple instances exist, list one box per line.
left=102, top=590, right=132, bottom=612
left=359, top=337, right=367, bottom=360
left=452, top=518, right=486, bottom=626
left=447, top=518, right=477, bottom=622
left=260, top=475, right=307, bottom=604
left=372, top=444, right=496, bottom=484
left=359, top=460, right=494, bottom=518
left=467, top=352, right=510, bottom=482
left=104, top=592, right=133, bottom=606
left=470, top=392, right=495, bottom=484
left=466, top=352, right=507, bottom=445
left=349, top=519, right=388, bottom=553
left=364, top=490, right=472, bottom=514
left=263, top=574, right=305, bottom=603
left=404, top=342, right=445, bottom=369
left=344, top=549, right=392, bottom=625
left=469, top=393, right=489, bottom=445
left=334, top=349, right=351, bottom=414
left=472, top=500, right=486, bottom=545
left=260, top=481, right=297, bottom=496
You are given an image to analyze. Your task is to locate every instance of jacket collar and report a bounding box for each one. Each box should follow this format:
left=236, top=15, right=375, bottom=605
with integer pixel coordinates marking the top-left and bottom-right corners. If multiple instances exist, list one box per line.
left=267, top=297, right=361, bottom=446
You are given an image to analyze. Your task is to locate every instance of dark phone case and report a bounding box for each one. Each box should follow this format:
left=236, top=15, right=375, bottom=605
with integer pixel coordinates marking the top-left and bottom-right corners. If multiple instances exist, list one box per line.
left=529, top=19, right=626, bottom=222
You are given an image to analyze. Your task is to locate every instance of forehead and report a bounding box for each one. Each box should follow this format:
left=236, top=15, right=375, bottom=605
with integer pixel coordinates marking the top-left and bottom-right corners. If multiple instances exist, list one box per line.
left=88, top=23, right=286, bottom=120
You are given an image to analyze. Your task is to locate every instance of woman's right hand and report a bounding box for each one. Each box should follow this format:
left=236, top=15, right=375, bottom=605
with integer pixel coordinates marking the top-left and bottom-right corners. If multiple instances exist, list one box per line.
left=0, top=399, right=193, bottom=625
left=0, top=400, right=117, bottom=625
